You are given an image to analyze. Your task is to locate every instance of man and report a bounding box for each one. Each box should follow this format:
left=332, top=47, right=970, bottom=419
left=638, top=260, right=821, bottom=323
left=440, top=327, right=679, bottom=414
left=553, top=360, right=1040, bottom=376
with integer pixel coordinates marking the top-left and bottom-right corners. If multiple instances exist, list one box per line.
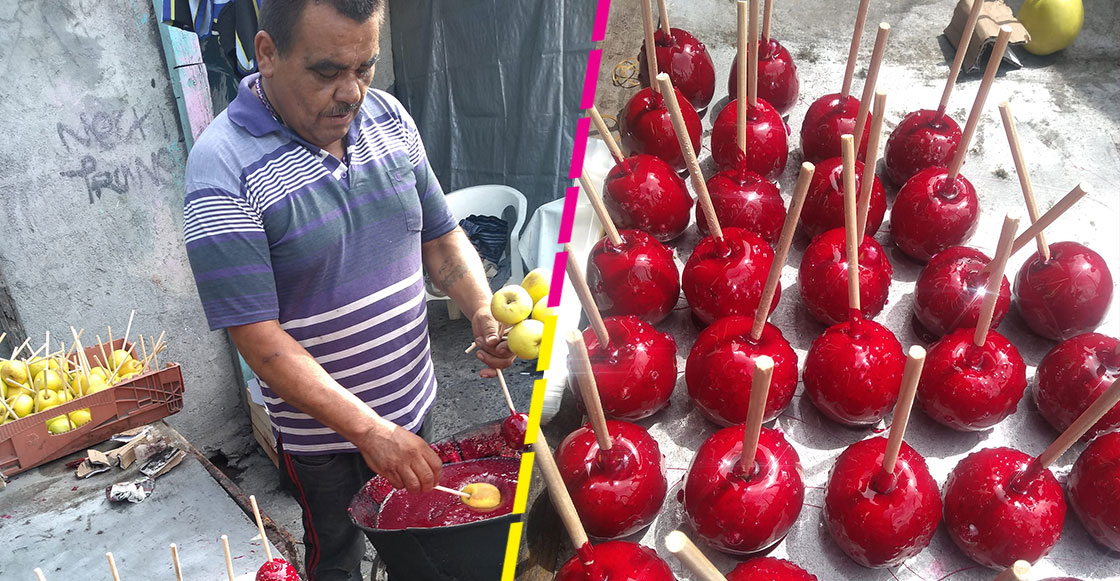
left=182, top=1, right=514, bottom=579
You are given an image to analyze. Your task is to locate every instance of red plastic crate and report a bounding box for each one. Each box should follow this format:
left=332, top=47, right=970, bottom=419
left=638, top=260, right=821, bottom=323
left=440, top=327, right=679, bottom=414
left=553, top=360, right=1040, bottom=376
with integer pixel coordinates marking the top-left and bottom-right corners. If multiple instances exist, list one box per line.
left=0, top=339, right=184, bottom=476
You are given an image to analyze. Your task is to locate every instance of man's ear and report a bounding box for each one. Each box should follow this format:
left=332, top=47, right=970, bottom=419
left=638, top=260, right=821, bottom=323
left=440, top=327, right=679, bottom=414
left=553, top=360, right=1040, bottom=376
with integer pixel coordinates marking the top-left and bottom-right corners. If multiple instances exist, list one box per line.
left=255, top=30, right=278, bottom=78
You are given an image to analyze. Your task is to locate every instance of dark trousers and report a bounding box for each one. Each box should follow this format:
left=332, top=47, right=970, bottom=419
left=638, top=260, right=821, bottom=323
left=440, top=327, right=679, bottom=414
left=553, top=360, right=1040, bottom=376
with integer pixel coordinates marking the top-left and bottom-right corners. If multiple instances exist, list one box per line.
left=278, top=421, right=432, bottom=581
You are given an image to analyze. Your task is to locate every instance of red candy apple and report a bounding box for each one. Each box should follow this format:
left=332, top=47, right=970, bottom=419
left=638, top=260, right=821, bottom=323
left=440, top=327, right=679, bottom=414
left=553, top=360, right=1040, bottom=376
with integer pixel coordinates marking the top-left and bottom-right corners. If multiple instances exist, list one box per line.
left=710, top=98, right=788, bottom=180
left=804, top=314, right=904, bottom=426
left=913, top=246, right=1010, bottom=338
left=824, top=438, right=942, bottom=568
left=727, top=558, right=816, bottom=581
left=1068, top=431, right=1120, bottom=552
left=555, top=420, right=668, bottom=540
left=682, top=424, right=804, bottom=555
left=891, top=168, right=980, bottom=262
left=580, top=316, right=678, bottom=421
left=799, top=95, right=869, bottom=164
left=883, top=109, right=962, bottom=187
left=604, top=154, right=693, bottom=242
left=686, top=316, right=798, bottom=426
left=619, top=87, right=702, bottom=172
left=799, top=155, right=886, bottom=240
left=555, top=540, right=675, bottom=581
left=798, top=228, right=893, bottom=326
left=500, top=412, right=529, bottom=450
left=695, top=166, right=785, bottom=245
left=256, top=559, right=300, bottom=581
left=586, top=229, right=680, bottom=326
left=683, top=227, right=777, bottom=326
left=917, top=327, right=1027, bottom=431
left=943, top=447, right=1065, bottom=568
left=1035, top=333, right=1120, bottom=440
left=1015, top=241, right=1114, bottom=341
left=638, top=28, right=716, bottom=112
left=728, top=39, right=800, bottom=116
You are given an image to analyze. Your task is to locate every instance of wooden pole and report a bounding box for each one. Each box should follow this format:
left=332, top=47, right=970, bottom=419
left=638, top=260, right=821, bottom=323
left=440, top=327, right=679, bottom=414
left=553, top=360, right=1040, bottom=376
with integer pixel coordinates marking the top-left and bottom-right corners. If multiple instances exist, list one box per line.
left=106, top=552, right=121, bottom=581
left=998, top=101, right=1049, bottom=262
left=747, top=0, right=760, bottom=110
left=857, top=91, right=886, bottom=240
left=840, top=0, right=872, bottom=98
left=657, top=73, right=723, bottom=242
left=589, top=106, right=627, bottom=166
left=249, top=495, right=273, bottom=562
left=567, top=331, right=613, bottom=451
left=578, top=170, right=623, bottom=247
left=741, top=355, right=775, bottom=474
left=946, top=26, right=1011, bottom=182
left=170, top=544, right=184, bottom=581
left=665, top=531, right=728, bottom=581
left=656, top=0, right=671, bottom=35
left=531, top=428, right=595, bottom=560
left=220, top=535, right=235, bottom=581
left=496, top=369, right=517, bottom=415
left=876, top=346, right=926, bottom=490
left=641, top=0, right=661, bottom=94
left=973, top=214, right=1020, bottom=347
left=736, top=0, right=749, bottom=153
left=761, top=0, right=773, bottom=44
left=938, top=0, right=986, bottom=115
left=564, top=244, right=611, bottom=347
left=842, top=135, right=861, bottom=313
left=851, top=23, right=891, bottom=155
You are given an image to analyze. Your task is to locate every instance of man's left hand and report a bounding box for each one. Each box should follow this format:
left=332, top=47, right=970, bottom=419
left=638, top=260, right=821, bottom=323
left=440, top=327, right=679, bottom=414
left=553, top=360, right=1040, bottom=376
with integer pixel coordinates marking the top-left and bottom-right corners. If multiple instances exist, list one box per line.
left=471, top=309, right=515, bottom=378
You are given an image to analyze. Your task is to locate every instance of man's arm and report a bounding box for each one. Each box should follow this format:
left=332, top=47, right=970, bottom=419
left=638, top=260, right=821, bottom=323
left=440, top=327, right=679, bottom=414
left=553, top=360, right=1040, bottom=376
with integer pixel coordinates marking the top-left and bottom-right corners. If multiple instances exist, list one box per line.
left=422, top=226, right=515, bottom=377
left=227, top=321, right=442, bottom=492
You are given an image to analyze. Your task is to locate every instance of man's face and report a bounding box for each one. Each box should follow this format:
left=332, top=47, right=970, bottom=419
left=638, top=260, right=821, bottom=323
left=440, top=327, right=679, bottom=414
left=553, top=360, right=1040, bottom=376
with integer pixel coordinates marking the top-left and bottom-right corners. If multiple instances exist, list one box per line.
left=256, top=3, right=381, bottom=151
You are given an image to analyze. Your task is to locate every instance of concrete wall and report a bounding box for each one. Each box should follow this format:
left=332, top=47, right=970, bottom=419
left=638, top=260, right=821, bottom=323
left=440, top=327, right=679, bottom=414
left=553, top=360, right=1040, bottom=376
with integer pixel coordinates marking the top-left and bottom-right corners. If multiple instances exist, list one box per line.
left=0, top=0, right=244, bottom=454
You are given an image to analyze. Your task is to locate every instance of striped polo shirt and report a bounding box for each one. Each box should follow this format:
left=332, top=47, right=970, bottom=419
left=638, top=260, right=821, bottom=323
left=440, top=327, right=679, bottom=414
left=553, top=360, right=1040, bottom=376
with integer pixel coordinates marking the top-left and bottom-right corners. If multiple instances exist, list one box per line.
left=183, top=73, right=456, bottom=454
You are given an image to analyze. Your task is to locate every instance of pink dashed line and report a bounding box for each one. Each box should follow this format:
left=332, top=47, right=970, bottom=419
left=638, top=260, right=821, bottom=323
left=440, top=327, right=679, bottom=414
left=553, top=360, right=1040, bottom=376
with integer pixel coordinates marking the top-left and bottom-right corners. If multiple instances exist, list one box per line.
left=569, top=116, right=590, bottom=179
left=591, top=0, right=611, bottom=41
left=559, top=186, right=579, bottom=244
left=581, top=50, right=602, bottom=110
left=548, top=253, right=567, bottom=308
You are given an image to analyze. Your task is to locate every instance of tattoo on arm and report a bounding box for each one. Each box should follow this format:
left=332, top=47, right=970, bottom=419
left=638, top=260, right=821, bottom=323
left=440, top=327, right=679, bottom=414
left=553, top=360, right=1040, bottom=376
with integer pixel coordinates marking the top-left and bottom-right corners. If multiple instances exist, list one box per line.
left=434, top=258, right=469, bottom=291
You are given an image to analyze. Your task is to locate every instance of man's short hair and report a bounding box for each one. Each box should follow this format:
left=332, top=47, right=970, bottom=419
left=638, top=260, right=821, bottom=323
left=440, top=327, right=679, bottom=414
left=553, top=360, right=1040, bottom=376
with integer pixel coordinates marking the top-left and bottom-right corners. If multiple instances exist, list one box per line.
left=260, top=0, right=384, bottom=55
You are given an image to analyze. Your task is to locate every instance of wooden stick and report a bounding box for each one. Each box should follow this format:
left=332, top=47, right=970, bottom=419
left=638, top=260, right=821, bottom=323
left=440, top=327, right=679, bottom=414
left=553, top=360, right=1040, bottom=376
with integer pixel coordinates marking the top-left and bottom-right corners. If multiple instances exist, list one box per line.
left=747, top=0, right=759, bottom=110
left=857, top=91, right=886, bottom=240
left=665, top=531, right=728, bottom=581
left=880, top=346, right=926, bottom=479
left=496, top=369, right=517, bottom=415
left=973, top=214, right=1020, bottom=347
left=641, top=0, right=661, bottom=94
left=107, top=326, right=114, bottom=355
left=999, top=101, right=1049, bottom=262
left=121, top=310, right=135, bottom=356
left=567, top=331, right=612, bottom=451
left=138, top=334, right=149, bottom=372
left=170, top=544, right=184, bottom=581
left=842, top=135, right=861, bottom=313
left=434, top=485, right=473, bottom=499
left=34, top=568, right=47, bottom=581
left=106, top=552, right=121, bottom=581
left=0, top=332, right=6, bottom=348
left=656, top=0, right=671, bottom=35
left=751, top=162, right=815, bottom=341
left=589, top=106, right=626, bottom=166
left=736, top=0, right=749, bottom=153
left=151, top=331, right=166, bottom=370
left=994, top=560, right=1031, bottom=581
left=761, top=0, right=773, bottom=44
left=464, top=325, right=508, bottom=355
left=741, top=355, right=775, bottom=474
left=10, top=337, right=30, bottom=360
left=852, top=23, right=891, bottom=155
left=947, top=25, right=1011, bottom=182
left=938, top=0, right=986, bottom=114
left=221, top=535, right=235, bottom=581
left=564, top=244, right=611, bottom=347
left=1009, top=183, right=1087, bottom=256
left=1013, top=377, right=1120, bottom=491
left=249, top=495, right=273, bottom=562
left=840, top=0, right=872, bottom=98
left=95, top=335, right=110, bottom=370
left=531, top=428, right=593, bottom=555
left=657, top=72, right=723, bottom=242
left=578, top=169, right=623, bottom=247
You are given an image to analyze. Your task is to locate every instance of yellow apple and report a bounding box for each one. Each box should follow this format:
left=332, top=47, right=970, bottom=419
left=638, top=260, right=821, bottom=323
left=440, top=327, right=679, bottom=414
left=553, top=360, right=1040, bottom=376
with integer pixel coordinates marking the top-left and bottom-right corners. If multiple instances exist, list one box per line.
left=27, top=357, right=49, bottom=379
left=69, top=408, right=92, bottom=427
left=33, top=369, right=64, bottom=392
left=10, top=393, right=34, bottom=418
left=36, top=389, right=62, bottom=412
left=5, top=382, right=32, bottom=400
left=1, top=359, right=30, bottom=388
left=82, top=374, right=110, bottom=395
left=47, top=357, right=69, bottom=373
left=520, top=268, right=551, bottom=305
left=531, top=296, right=556, bottom=321
left=109, top=349, right=134, bottom=371
left=46, top=415, right=73, bottom=434
left=507, top=319, right=545, bottom=360
left=490, top=285, right=534, bottom=326
left=1019, top=0, right=1083, bottom=55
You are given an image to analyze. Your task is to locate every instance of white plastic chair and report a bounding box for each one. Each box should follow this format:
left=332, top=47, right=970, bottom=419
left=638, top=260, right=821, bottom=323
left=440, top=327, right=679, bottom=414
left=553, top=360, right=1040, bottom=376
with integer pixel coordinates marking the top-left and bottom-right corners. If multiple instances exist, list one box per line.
left=427, top=184, right=527, bottom=319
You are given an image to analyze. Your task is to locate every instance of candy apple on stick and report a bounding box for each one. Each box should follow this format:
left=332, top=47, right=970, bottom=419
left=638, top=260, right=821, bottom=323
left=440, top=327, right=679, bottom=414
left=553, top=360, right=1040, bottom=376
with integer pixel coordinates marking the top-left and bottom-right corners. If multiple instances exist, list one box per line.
left=799, top=0, right=873, bottom=163
left=565, top=245, right=678, bottom=421
left=917, top=214, right=1027, bottom=431
left=592, top=106, right=693, bottom=243
left=250, top=496, right=301, bottom=581
left=637, top=0, right=716, bottom=112
left=556, top=332, right=668, bottom=539
left=892, top=26, right=1011, bottom=263
left=727, top=0, right=799, bottom=115
left=535, top=428, right=675, bottom=580
left=882, top=0, right=984, bottom=186
left=1035, top=333, right=1120, bottom=440
left=824, top=346, right=943, bottom=568
left=798, top=134, right=893, bottom=327
left=683, top=356, right=805, bottom=555
left=658, top=73, right=777, bottom=326
left=804, top=131, right=904, bottom=426
left=620, top=0, right=702, bottom=171
left=580, top=169, right=681, bottom=325
left=665, top=531, right=820, bottom=581
left=1068, top=430, right=1120, bottom=552
left=710, top=0, right=788, bottom=180
left=699, top=0, right=786, bottom=242
left=686, top=162, right=814, bottom=426
left=496, top=370, right=530, bottom=450
left=944, top=376, right=1120, bottom=568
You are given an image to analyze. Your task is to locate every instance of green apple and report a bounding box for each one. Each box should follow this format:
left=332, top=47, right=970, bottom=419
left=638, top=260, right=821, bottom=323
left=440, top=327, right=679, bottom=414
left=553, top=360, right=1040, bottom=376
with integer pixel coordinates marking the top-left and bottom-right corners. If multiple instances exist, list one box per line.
left=10, top=393, right=34, bottom=418
left=1019, top=0, right=1083, bottom=55
left=507, top=319, right=545, bottom=360
left=531, top=296, right=556, bottom=321
left=490, top=285, right=534, bottom=326
left=35, top=389, right=62, bottom=412
left=46, top=415, right=73, bottom=434
left=520, top=268, right=551, bottom=305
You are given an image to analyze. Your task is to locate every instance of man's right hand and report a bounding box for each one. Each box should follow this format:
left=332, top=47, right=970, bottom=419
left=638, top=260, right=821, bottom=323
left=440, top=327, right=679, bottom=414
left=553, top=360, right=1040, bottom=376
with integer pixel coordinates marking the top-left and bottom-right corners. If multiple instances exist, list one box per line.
left=356, top=419, right=442, bottom=493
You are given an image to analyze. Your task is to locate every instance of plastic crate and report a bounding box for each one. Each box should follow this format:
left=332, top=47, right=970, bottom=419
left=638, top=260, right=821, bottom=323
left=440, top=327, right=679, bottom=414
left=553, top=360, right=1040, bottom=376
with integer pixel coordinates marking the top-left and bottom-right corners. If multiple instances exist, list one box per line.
left=0, top=339, right=184, bottom=476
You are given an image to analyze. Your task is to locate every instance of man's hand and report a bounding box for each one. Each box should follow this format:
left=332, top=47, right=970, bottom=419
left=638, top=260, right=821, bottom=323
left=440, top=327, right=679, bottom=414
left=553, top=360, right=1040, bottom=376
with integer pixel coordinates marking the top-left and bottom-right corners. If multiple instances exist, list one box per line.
left=355, top=419, right=443, bottom=493
left=471, top=308, right=515, bottom=378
